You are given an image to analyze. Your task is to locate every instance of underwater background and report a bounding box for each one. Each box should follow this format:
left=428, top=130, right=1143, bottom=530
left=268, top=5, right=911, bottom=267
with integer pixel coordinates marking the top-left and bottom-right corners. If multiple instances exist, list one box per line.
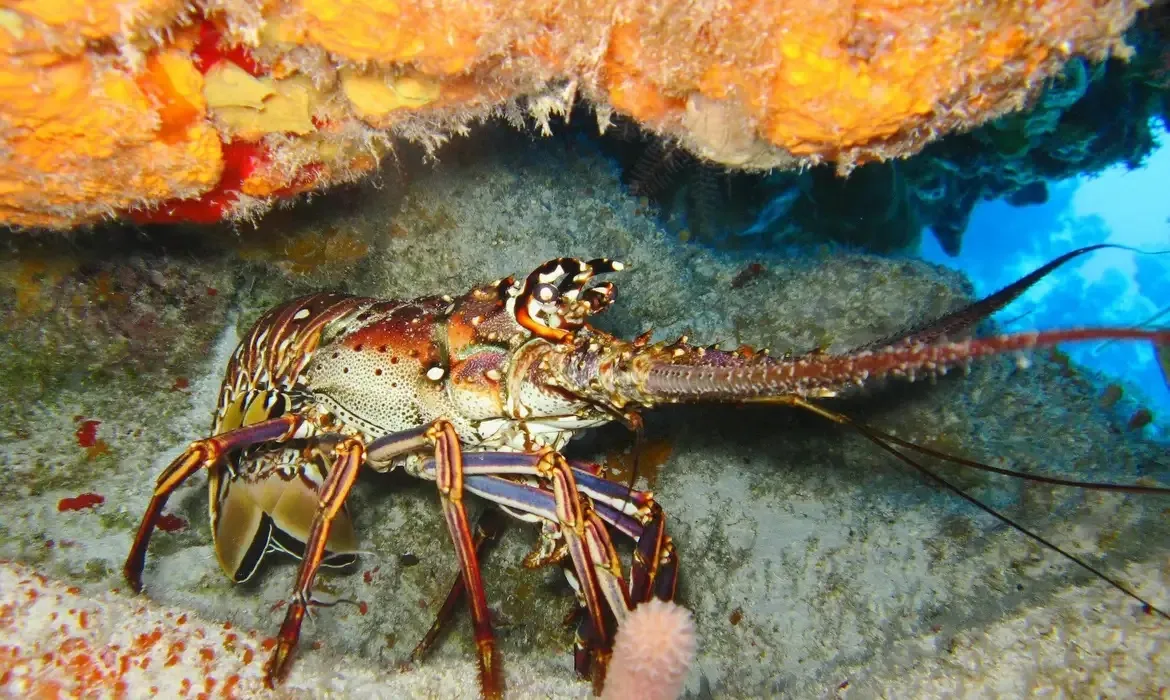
left=1, top=4, right=1169, bottom=699
left=923, top=133, right=1170, bottom=437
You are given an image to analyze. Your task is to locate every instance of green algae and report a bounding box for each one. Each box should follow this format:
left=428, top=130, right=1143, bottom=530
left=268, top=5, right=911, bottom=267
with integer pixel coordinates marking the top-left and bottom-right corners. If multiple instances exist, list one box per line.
left=81, top=558, right=113, bottom=583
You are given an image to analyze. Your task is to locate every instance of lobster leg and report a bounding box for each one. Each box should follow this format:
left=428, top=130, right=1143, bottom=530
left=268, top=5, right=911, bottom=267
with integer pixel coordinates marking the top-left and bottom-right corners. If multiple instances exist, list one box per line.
left=412, top=450, right=676, bottom=689
left=461, top=465, right=631, bottom=693
left=409, top=510, right=507, bottom=666
left=432, top=453, right=665, bottom=690
left=409, top=458, right=652, bottom=671
left=430, top=453, right=650, bottom=618
left=265, top=436, right=366, bottom=686
left=574, top=484, right=676, bottom=683
left=428, top=421, right=505, bottom=700
left=266, top=420, right=502, bottom=690
left=460, top=453, right=676, bottom=604
left=451, top=452, right=655, bottom=535
left=629, top=502, right=677, bottom=604
left=124, top=415, right=307, bottom=593
left=454, top=453, right=671, bottom=608
left=536, top=452, right=632, bottom=620
left=459, top=474, right=636, bottom=611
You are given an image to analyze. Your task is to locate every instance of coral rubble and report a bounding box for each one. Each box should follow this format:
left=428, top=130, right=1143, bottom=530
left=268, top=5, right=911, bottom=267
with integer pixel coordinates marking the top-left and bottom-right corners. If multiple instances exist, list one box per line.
left=0, top=0, right=1148, bottom=228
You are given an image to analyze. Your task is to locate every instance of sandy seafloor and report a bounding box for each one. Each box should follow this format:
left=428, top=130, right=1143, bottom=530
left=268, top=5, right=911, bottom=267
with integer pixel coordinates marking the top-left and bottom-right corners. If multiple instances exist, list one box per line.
left=1, top=128, right=1167, bottom=698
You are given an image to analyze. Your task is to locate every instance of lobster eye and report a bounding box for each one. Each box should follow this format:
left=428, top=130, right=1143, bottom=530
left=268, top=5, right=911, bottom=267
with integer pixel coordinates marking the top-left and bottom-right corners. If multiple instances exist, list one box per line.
left=532, top=283, right=560, bottom=305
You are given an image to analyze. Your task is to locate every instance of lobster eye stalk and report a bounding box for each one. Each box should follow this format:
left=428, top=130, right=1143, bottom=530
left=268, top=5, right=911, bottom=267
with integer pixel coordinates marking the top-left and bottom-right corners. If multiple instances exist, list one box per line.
left=513, top=257, right=622, bottom=341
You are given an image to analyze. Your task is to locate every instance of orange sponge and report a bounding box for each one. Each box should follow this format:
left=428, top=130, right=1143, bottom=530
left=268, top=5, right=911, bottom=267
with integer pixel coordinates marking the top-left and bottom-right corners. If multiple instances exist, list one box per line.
left=0, top=0, right=1145, bottom=228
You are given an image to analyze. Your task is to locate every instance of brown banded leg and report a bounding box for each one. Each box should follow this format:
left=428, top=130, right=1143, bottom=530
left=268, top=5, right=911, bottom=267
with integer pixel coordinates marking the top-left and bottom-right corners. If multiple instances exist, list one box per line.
left=408, top=449, right=653, bottom=692
left=653, top=540, right=680, bottom=601
left=409, top=509, right=507, bottom=666
left=573, top=616, right=602, bottom=684
left=534, top=452, right=635, bottom=694
left=124, top=415, right=306, bottom=592
left=631, top=502, right=679, bottom=604
left=263, top=422, right=462, bottom=687
left=265, top=436, right=366, bottom=687
left=429, top=420, right=504, bottom=700
left=576, top=500, right=677, bottom=683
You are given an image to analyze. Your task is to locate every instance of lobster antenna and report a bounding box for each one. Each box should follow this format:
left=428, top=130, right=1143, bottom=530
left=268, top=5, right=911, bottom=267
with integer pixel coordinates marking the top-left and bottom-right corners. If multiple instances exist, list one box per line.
left=855, top=243, right=1168, bottom=353
left=866, top=429, right=1170, bottom=495
left=626, top=418, right=648, bottom=496
left=787, top=395, right=1170, bottom=620
left=854, top=244, right=1115, bottom=351
left=1089, top=301, right=1170, bottom=356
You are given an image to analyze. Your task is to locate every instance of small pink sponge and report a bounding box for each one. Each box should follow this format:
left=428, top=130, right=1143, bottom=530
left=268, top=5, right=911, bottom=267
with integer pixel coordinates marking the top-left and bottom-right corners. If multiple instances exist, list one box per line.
left=601, top=600, right=697, bottom=700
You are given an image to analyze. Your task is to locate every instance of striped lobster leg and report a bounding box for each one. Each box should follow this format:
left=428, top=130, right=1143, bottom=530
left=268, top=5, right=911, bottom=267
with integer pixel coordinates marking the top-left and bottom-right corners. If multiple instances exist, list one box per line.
left=412, top=451, right=678, bottom=692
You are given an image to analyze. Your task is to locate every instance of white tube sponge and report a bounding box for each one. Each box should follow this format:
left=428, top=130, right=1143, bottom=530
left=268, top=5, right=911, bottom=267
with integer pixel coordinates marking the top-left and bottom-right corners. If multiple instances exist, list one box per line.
left=601, top=599, right=697, bottom=700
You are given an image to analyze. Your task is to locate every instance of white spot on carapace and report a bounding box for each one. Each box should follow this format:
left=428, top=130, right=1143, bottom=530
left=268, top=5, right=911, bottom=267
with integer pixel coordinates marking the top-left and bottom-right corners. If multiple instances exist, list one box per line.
left=293, top=308, right=311, bottom=320
left=426, top=366, right=446, bottom=381
left=611, top=261, right=625, bottom=271
left=485, top=368, right=502, bottom=381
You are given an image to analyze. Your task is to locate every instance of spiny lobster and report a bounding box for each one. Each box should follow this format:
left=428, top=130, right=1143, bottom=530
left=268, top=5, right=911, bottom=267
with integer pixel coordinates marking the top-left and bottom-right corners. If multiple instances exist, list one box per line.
left=123, top=244, right=1170, bottom=698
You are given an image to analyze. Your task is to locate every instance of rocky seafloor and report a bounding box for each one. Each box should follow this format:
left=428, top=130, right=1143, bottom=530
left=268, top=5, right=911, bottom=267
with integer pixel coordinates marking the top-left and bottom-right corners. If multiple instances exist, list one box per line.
left=1, top=128, right=1167, bottom=697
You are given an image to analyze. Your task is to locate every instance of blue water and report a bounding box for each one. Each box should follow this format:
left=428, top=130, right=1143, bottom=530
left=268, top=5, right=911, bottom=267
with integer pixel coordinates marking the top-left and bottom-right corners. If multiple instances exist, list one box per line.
left=920, top=124, right=1170, bottom=435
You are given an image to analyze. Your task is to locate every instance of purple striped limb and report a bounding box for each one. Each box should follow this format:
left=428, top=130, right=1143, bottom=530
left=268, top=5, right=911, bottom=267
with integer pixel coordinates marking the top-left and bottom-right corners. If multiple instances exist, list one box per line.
left=428, top=421, right=505, bottom=700
left=415, top=450, right=678, bottom=689
left=123, top=414, right=309, bottom=593
left=252, top=420, right=508, bottom=698
left=265, top=436, right=366, bottom=687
